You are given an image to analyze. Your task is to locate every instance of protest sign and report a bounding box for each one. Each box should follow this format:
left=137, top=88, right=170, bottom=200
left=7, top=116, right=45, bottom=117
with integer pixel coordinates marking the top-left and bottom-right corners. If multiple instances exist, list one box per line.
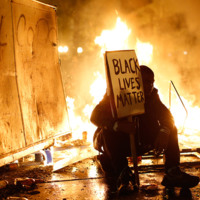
left=104, top=50, right=145, bottom=119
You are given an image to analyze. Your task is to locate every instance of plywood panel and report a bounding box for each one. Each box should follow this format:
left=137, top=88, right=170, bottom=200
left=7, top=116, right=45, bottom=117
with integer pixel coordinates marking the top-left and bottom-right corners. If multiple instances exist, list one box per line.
left=11, top=0, right=71, bottom=145
left=0, top=0, right=25, bottom=154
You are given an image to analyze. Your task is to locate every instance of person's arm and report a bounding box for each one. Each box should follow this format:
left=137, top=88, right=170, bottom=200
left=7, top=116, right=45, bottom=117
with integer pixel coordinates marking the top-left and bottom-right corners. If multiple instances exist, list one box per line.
left=90, top=94, right=135, bottom=134
left=90, top=94, right=115, bottom=130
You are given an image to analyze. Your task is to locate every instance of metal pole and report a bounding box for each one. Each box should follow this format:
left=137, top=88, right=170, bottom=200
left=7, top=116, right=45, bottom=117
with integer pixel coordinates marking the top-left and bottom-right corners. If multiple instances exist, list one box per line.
left=129, top=116, right=140, bottom=188
left=170, top=81, right=188, bottom=133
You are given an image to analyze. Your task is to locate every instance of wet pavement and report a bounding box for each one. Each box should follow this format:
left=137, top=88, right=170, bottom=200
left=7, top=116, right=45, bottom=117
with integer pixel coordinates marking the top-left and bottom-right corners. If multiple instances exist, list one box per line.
left=1, top=147, right=200, bottom=200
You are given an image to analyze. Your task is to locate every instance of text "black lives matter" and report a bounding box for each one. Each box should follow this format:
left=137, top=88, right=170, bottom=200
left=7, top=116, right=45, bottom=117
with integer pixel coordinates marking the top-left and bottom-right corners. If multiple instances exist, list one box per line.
left=112, top=58, right=144, bottom=108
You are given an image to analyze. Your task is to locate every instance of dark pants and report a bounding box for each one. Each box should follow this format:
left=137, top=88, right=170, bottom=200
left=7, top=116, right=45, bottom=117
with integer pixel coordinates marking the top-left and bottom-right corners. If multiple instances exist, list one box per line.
left=102, top=126, right=180, bottom=176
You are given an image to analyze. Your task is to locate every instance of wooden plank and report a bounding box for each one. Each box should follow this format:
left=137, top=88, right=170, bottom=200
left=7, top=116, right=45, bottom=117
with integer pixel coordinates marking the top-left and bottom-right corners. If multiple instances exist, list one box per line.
left=53, top=146, right=98, bottom=172
left=0, top=0, right=25, bottom=154
left=0, top=138, right=54, bottom=167
left=11, top=0, right=71, bottom=145
left=11, top=0, right=57, bottom=10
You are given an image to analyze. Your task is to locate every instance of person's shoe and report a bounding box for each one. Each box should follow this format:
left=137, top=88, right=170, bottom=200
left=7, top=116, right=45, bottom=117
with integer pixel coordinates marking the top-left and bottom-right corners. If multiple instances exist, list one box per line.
left=116, top=167, right=136, bottom=195
left=161, top=167, right=199, bottom=188
left=117, top=182, right=134, bottom=195
left=117, top=166, right=135, bottom=185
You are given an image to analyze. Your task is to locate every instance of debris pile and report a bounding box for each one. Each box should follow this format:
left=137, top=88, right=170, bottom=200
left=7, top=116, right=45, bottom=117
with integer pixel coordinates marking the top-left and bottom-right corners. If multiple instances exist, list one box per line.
left=0, top=165, right=52, bottom=199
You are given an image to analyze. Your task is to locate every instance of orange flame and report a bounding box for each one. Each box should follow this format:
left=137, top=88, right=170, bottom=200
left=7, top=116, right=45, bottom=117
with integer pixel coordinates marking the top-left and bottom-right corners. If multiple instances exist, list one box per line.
left=66, top=72, right=106, bottom=143
left=136, top=39, right=153, bottom=65
left=95, top=17, right=131, bottom=54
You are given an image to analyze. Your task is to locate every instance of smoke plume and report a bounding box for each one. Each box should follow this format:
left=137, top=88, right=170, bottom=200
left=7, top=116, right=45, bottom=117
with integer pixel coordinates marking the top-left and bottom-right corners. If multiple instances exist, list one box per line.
left=40, top=0, right=200, bottom=110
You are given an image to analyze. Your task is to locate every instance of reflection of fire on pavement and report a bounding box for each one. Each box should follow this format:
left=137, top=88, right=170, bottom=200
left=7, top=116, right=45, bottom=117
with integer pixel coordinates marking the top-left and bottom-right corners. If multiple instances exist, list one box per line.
left=126, top=148, right=200, bottom=175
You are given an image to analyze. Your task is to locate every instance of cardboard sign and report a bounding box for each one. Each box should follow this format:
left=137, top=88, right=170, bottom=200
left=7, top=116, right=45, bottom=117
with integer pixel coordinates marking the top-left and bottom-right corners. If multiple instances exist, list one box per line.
left=104, top=50, right=145, bottom=119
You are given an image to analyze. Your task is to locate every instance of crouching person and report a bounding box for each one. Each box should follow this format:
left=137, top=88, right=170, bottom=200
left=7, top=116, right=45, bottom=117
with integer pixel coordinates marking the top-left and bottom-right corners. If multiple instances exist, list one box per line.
left=90, top=65, right=199, bottom=194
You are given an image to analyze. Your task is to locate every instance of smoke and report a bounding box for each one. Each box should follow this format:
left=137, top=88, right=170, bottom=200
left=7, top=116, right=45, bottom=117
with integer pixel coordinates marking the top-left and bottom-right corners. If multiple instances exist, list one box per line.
left=123, top=0, right=200, bottom=106
left=40, top=0, right=200, bottom=110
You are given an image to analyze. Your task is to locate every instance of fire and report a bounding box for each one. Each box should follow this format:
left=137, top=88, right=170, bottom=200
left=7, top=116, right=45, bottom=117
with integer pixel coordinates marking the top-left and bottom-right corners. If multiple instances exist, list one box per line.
left=66, top=16, right=200, bottom=149
left=136, top=39, right=153, bottom=65
left=90, top=72, right=107, bottom=104
left=66, top=96, right=94, bottom=142
left=66, top=72, right=106, bottom=143
left=94, top=17, right=131, bottom=54
left=170, top=94, right=200, bottom=148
